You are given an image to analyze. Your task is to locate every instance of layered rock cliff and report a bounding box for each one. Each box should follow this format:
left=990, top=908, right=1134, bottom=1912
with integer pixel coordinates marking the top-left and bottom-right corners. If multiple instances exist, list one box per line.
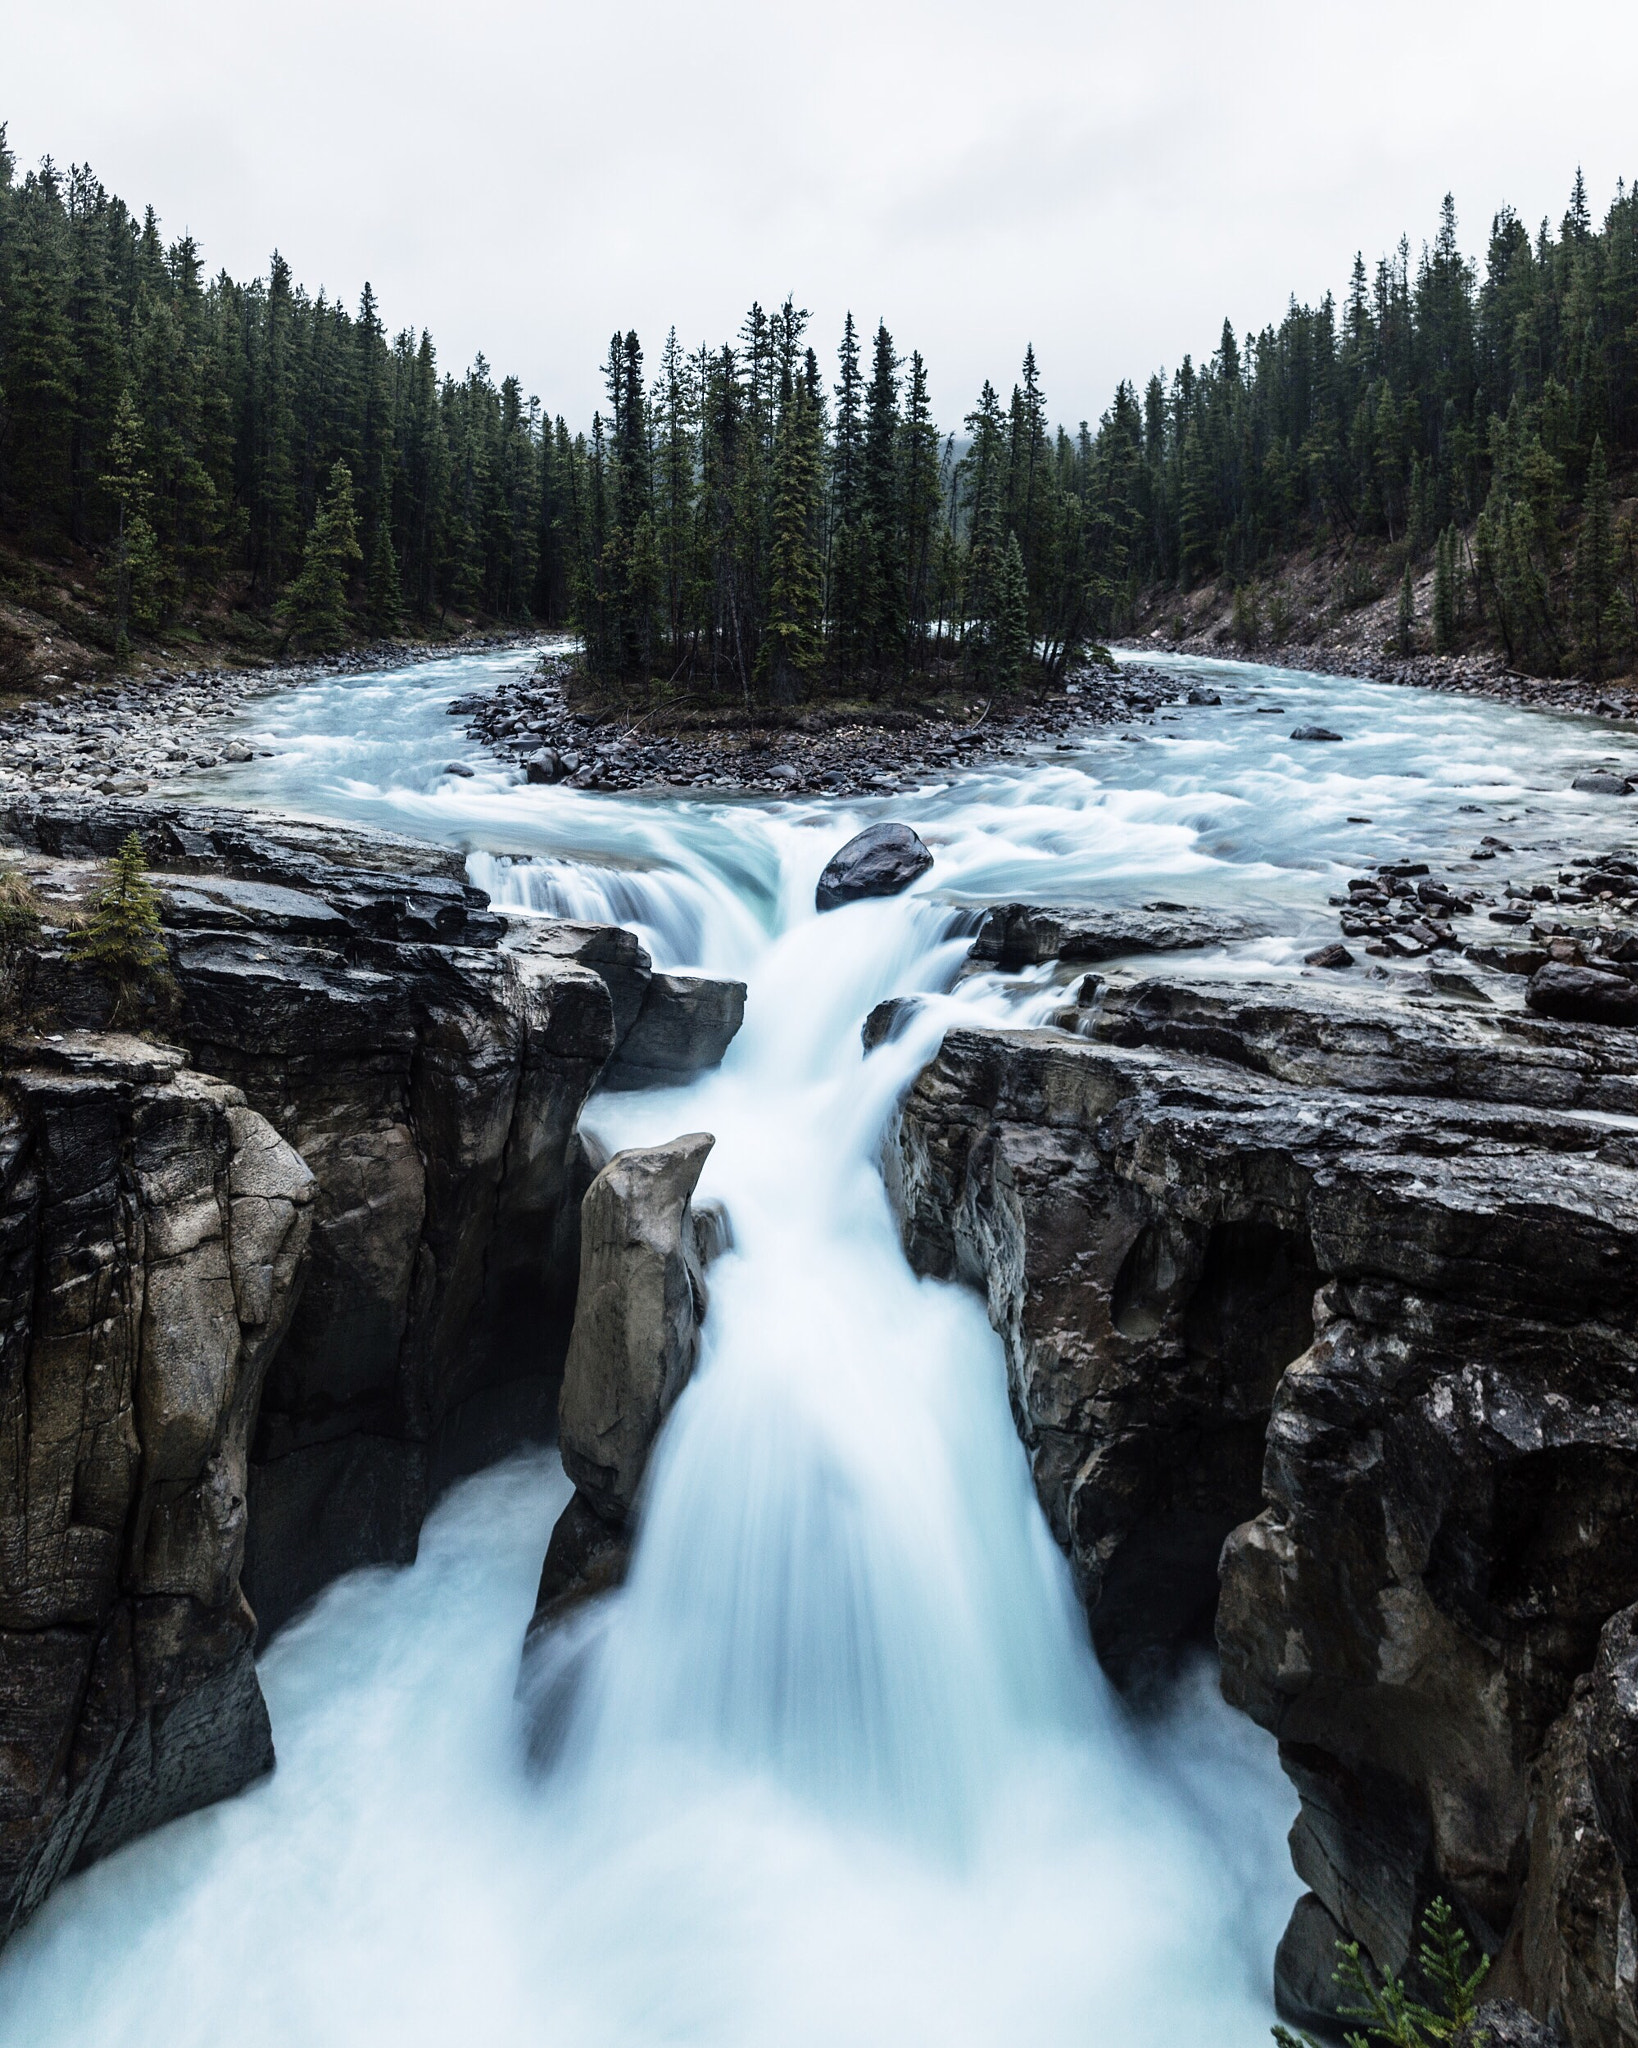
left=0, top=796, right=747, bottom=1944
left=890, top=973, right=1638, bottom=2045
left=0, top=1032, right=313, bottom=1943
left=4, top=799, right=629, bottom=1633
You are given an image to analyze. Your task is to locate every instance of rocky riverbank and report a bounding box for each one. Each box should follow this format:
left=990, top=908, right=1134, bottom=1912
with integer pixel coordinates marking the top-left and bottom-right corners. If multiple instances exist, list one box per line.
left=0, top=634, right=538, bottom=804
left=1132, top=627, right=1638, bottom=722
left=888, top=909, right=1638, bottom=2047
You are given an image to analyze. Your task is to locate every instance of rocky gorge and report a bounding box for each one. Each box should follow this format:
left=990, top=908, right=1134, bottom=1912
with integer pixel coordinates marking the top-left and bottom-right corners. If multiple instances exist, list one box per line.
left=890, top=939, right=1638, bottom=2045
left=7, top=642, right=1638, bottom=2045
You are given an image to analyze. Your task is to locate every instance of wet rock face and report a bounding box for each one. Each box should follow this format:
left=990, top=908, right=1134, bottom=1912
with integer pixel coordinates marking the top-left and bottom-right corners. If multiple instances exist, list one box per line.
left=530, top=1134, right=716, bottom=1640
left=891, top=990, right=1638, bottom=2042
left=556, top=1133, right=714, bottom=1526
left=892, top=1028, right=1330, bottom=1686
left=602, top=972, right=747, bottom=1090
left=1484, top=1603, right=1638, bottom=2043
left=4, top=800, right=622, bottom=1636
left=0, top=1032, right=314, bottom=1945
left=814, top=823, right=933, bottom=911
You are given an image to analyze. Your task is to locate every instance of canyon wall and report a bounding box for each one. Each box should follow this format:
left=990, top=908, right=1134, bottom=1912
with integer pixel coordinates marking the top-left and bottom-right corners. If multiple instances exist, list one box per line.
left=891, top=981, right=1638, bottom=2045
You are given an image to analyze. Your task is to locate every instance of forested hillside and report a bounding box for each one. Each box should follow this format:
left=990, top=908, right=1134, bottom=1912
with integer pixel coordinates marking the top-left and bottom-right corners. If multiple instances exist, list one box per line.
left=1, top=121, right=1634, bottom=694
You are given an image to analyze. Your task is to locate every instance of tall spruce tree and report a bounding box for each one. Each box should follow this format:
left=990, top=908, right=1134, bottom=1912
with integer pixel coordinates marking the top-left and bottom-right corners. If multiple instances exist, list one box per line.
left=284, top=459, right=362, bottom=647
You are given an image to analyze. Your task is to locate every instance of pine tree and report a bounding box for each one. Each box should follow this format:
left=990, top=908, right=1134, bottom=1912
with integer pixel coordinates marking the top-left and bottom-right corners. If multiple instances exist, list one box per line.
left=1432, top=525, right=1458, bottom=651
left=993, top=533, right=1031, bottom=691
left=70, top=832, right=174, bottom=1026
left=1396, top=559, right=1416, bottom=652
left=1573, top=436, right=1617, bottom=675
left=101, top=388, right=163, bottom=657
left=284, top=459, right=362, bottom=648
left=761, top=358, right=824, bottom=703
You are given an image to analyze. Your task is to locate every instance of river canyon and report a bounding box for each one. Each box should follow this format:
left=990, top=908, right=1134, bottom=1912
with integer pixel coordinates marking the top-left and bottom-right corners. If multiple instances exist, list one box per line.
left=5, top=644, right=1638, bottom=2045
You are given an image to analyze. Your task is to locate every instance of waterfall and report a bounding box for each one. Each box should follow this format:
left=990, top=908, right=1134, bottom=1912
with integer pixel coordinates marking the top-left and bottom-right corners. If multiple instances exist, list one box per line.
left=33, top=634, right=1628, bottom=2042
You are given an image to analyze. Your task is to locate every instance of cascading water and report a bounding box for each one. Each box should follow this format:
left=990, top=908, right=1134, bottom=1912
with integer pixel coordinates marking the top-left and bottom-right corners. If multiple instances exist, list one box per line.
left=7, top=643, right=1636, bottom=2045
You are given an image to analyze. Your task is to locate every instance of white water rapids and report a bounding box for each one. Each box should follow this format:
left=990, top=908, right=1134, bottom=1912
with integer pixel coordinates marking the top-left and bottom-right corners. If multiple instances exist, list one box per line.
left=7, top=646, right=1638, bottom=2045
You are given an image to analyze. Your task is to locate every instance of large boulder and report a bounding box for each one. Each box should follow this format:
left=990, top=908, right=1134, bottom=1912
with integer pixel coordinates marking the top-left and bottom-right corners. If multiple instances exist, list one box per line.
left=0, top=1031, right=314, bottom=1946
left=602, top=972, right=747, bottom=1090
left=968, top=902, right=1264, bottom=971
left=1526, top=961, right=1638, bottom=1027
left=530, top=1133, right=714, bottom=1638
left=556, top=1132, right=714, bottom=1524
left=815, top=822, right=933, bottom=911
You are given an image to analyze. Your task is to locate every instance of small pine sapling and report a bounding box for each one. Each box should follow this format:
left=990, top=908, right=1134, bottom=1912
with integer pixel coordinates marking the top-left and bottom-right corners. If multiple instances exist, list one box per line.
left=1272, top=1896, right=1490, bottom=2048
left=69, top=832, right=175, bottom=1026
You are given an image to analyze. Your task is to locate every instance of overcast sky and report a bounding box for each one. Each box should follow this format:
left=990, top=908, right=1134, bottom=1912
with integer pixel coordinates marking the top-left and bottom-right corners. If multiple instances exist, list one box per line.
left=7, top=0, right=1632, bottom=434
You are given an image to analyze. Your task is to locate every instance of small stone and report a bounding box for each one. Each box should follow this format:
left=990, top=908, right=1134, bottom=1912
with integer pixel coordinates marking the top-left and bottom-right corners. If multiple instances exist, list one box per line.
left=1290, top=725, right=1344, bottom=741
left=1572, top=771, right=1633, bottom=795
left=444, top=762, right=475, bottom=778
left=1304, top=943, right=1354, bottom=969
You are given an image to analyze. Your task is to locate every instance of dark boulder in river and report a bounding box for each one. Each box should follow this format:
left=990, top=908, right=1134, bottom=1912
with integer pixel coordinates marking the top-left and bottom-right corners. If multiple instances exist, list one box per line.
left=1526, top=960, right=1638, bottom=1025
left=814, top=822, right=932, bottom=911
left=1289, top=725, right=1344, bottom=742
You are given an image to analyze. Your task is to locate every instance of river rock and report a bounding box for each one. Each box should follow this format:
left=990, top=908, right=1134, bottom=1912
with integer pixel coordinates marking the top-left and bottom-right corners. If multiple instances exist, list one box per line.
left=1572, top=772, right=1633, bottom=796
left=862, top=995, right=926, bottom=1050
left=1525, top=961, right=1638, bottom=1026
left=556, top=1132, right=714, bottom=1527
left=814, top=822, right=933, bottom=911
left=524, top=747, right=561, bottom=784
left=602, top=971, right=747, bottom=1090
left=968, top=901, right=1263, bottom=971
left=1290, top=726, right=1344, bottom=741
left=0, top=1031, right=314, bottom=1946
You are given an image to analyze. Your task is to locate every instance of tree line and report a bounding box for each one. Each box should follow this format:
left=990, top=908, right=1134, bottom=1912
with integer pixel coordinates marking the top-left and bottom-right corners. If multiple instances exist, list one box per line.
left=2, top=123, right=1634, bottom=686
left=0, top=126, right=564, bottom=657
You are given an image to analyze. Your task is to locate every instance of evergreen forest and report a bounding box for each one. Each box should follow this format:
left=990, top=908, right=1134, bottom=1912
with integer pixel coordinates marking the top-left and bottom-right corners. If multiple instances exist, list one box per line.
left=1, top=123, right=1635, bottom=691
